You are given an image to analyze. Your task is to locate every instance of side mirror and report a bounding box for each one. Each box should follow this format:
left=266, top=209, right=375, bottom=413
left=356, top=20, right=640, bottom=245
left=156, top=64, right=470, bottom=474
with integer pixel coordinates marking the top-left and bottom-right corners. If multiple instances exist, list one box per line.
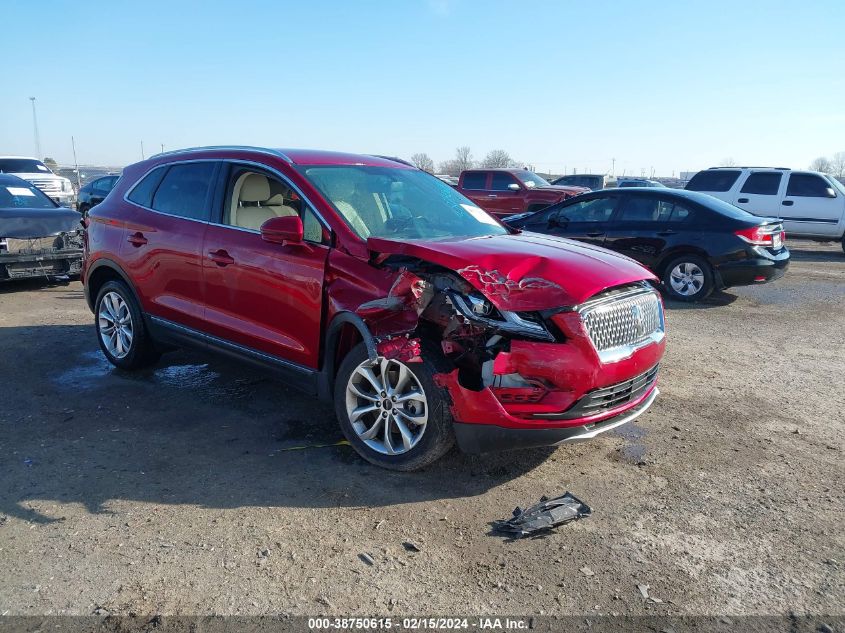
left=260, top=215, right=303, bottom=245
left=825, top=187, right=836, bottom=198
left=507, top=183, right=521, bottom=191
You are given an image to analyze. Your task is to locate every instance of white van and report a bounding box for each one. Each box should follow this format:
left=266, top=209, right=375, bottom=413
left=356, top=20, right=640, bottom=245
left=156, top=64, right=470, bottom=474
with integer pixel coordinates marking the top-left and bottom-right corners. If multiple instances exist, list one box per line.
left=685, top=167, right=845, bottom=252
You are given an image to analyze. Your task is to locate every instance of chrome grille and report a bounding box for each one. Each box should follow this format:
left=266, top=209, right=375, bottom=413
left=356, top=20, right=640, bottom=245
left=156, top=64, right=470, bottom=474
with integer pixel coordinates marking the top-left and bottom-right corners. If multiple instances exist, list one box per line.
left=27, top=178, right=61, bottom=193
left=580, top=286, right=664, bottom=362
left=4, top=236, right=62, bottom=253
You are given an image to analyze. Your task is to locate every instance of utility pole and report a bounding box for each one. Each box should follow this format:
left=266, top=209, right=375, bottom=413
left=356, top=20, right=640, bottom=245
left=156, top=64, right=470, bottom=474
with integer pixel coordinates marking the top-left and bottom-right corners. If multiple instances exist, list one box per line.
left=140, top=141, right=145, bottom=160
left=160, top=143, right=165, bottom=154
left=71, top=136, right=82, bottom=189
left=611, top=157, right=616, bottom=177
left=29, top=97, right=42, bottom=159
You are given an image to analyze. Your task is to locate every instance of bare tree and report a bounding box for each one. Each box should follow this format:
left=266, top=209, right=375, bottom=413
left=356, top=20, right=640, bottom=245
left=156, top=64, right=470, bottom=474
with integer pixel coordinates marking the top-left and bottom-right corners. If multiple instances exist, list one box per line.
left=830, top=151, right=845, bottom=178
left=481, top=149, right=517, bottom=168
left=438, top=146, right=475, bottom=176
left=409, top=153, right=435, bottom=173
left=43, top=157, right=59, bottom=172
left=720, top=157, right=737, bottom=167
left=809, top=156, right=833, bottom=173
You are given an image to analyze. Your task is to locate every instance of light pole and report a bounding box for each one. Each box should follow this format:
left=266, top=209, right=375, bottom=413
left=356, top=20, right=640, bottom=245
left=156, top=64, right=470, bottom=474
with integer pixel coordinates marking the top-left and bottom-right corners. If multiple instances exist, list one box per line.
left=29, top=97, right=42, bottom=159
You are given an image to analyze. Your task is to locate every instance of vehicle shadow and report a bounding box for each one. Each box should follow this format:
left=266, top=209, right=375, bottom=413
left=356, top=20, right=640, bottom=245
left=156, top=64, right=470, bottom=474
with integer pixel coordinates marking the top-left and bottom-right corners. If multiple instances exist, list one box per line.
left=786, top=246, right=844, bottom=264
left=0, top=324, right=555, bottom=524
left=0, top=277, right=75, bottom=294
left=662, top=290, right=738, bottom=310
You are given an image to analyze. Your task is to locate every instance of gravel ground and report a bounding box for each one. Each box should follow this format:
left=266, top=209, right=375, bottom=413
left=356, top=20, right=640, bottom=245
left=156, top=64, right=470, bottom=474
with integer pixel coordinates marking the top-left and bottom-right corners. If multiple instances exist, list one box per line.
left=0, top=240, right=842, bottom=620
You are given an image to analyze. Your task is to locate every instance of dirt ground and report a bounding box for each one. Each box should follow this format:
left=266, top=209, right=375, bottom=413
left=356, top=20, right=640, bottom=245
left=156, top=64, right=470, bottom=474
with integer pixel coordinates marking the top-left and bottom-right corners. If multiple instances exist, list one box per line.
left=0, top=240, right=842, bottom=620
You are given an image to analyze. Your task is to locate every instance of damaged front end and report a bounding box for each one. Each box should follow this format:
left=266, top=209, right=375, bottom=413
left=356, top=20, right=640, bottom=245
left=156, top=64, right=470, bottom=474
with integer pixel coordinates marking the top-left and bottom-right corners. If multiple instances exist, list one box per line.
left=0, top=231, right=83, bottom=281
left=354, top=238, right=666, bottom=453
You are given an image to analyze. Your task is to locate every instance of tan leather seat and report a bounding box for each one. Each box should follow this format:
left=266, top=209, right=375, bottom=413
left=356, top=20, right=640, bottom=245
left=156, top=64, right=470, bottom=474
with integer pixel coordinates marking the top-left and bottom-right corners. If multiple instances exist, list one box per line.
left=230, top=173, right=298, bottom=231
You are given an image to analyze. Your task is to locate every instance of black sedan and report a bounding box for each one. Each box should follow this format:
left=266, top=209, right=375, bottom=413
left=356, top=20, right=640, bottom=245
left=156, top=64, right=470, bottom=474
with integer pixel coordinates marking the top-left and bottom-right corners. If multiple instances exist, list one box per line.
left=0, top=174, right=83, bottom=281
left=507, top=188, right=790, bottom=301
left=76, top=174, right=119, bottom=215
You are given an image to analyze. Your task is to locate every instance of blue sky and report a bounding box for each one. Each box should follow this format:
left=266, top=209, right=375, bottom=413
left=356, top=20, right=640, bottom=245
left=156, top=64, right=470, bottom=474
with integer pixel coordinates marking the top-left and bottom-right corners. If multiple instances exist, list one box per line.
left=1, top=0, right=843, bottom=176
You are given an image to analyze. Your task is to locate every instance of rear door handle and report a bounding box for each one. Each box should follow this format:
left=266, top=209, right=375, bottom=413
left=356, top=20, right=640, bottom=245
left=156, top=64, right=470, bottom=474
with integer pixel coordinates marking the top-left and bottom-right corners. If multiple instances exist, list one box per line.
left=586, top=231, right=605, bottom=237
left=488, top=194, right=498, bottom=198
left=782, top=200, right=794, bottom=206
left=208, top=249, right=235, bottom=266
left=737, top=198, right=749, bottom=203
left=127, top=232, right=147, bottom=247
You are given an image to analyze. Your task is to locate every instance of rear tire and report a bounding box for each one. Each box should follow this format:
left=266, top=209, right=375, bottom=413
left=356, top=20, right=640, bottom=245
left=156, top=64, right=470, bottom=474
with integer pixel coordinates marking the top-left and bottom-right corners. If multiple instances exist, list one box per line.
left=334, top=342, right=455, bottom=471
left=661, top=254, right=714, bottom=302
left=95, top=280, right=160, bottom=370
left=841, top=239, right=845, bottom=255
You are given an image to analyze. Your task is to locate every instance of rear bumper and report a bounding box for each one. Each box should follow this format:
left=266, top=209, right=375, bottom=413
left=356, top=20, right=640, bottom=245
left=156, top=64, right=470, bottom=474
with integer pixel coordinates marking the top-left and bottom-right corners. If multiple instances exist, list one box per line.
left=716, top=249, right=790, bottom=288
left=454, top=386, right=659, bottom=453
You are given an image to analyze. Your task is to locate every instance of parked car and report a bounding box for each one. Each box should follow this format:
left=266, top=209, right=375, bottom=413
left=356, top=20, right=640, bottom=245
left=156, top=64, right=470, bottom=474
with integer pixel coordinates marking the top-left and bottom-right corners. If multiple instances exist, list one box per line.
left=434, top=174, right=459, bottom=186
left=507, top=187, right=789, bottom=301
left=455, top=168, right=587, bottom=218
left=77, top=174, right=120, bottom=215
left=0, top=174, right=83, bottom=281
left=0, top=156, right=76, bottom=207
left=685, top=167, right=845, bottom=253
left=617, top=179, right=666, bottom=188
left=551, top=174, right=609, bottom=191
left=83, top=146, right=666, bottom=470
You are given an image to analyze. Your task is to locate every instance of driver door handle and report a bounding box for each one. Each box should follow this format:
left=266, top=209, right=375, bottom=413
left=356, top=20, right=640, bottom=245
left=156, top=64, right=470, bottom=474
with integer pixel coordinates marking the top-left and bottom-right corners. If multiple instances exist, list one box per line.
left=782, top=200, right=794, bottom=206
left=127, top=232, right=148, bottom=247
left=737, top=198, right=749, bottom=203
left=208, top=249, right=235, bottom=267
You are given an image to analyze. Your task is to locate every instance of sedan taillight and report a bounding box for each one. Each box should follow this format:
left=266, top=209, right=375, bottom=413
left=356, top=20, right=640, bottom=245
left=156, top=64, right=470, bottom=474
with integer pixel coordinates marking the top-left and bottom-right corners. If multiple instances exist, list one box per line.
left=735, top=226, right=785, bottom=246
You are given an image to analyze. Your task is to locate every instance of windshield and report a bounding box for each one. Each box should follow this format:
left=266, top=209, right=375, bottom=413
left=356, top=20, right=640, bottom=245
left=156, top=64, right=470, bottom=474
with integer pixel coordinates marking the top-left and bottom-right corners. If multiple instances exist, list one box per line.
left=514, top=170, right=550, bottom=188
left=0, top=181, right=58, bottom=209
left=300, top=166, right=508, bottom=240
left=0, top=159, right=51, bottom=174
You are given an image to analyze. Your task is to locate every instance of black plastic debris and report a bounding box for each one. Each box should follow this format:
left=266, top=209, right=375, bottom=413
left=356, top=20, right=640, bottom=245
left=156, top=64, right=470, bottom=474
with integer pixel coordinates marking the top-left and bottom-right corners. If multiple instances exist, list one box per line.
left=493, top=492, right=591, bottom=538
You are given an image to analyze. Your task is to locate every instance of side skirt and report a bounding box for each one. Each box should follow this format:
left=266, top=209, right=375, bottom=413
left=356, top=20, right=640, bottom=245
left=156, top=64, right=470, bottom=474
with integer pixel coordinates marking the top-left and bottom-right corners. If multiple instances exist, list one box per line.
left=146, top=315, right=319, bottom=395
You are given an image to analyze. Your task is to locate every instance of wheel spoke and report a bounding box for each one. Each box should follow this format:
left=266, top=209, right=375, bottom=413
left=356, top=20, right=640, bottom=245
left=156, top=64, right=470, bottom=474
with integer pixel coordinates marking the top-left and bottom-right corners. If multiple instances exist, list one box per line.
left=382, top=416, right=395, bottom=454
left=394, top=389, right=424, bottom=403
left=356, top=366, right=384, bottom=394
left=395, top=408, right=426, bottom=426
left=359, top=416, right=384, bottom=440
left=350, top=403, right=379, bottom=423
left=391, top=364, right=411, bottom=395
left=379, top=357, right=392, bottom=392
left=393, top=415, right=414, bottom=452
left=348, top=382, right=379, bottom=402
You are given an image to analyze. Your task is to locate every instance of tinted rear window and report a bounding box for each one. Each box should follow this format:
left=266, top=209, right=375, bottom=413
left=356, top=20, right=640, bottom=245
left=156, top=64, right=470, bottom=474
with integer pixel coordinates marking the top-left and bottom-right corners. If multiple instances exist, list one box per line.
left=686, top=170, right=741, bottom=192
left=740, top=172, right=782, bottom=195
left=127, top=167, right=167, bottom=207
left=462, top=172, right=487, bottom=190
left=151, top=163, right=216, bottom=220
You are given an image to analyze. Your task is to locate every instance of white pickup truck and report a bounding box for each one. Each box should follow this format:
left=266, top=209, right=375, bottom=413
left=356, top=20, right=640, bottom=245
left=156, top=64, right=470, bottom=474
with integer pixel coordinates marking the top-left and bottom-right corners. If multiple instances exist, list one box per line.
left=686, top=167, right=845, bottom=253
left=0, top=156, right=75, bottom=207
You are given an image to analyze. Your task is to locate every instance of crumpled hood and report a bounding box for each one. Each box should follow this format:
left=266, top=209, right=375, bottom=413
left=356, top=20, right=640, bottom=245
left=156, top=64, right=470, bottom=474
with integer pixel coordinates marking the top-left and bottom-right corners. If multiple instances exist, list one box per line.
left=0, top=207, right=81, bottom=238
left=368, top=232, right=656, bottom=311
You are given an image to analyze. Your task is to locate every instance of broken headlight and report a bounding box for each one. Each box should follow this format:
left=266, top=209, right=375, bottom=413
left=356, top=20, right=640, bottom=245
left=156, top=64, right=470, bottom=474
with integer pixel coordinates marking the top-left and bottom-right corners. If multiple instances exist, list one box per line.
left=448, top=291, right=555, bottom=342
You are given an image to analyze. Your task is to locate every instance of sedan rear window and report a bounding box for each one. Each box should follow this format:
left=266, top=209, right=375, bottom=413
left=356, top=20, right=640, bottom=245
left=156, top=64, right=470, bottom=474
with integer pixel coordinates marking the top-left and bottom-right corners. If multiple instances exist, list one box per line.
left=686, top=170, right=741, bottom=192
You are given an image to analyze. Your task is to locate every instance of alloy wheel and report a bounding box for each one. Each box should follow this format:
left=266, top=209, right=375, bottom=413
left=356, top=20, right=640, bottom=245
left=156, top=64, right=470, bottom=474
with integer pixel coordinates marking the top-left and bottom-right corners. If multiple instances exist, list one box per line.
left=669, top=262, right=705, bottom=297
left=345, top=357, right=428, bottom=455
left=98, top=291, right=134, bottom=359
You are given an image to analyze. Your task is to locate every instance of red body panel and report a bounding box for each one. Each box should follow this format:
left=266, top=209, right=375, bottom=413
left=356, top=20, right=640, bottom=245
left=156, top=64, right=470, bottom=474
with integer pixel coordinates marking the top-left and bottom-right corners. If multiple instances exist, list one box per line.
left=84, top=147, right=665, bottom=442
left=456, top=169, right=587, bottom=218
left=368, top=232, right=657, bottom=311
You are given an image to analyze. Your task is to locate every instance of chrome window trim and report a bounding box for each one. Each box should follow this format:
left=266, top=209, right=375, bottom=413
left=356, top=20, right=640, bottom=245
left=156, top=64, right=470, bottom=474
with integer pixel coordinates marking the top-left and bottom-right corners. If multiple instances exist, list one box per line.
left=122, top=158, right=219, bottom=225
left=122, top=158, right=331, bottom=240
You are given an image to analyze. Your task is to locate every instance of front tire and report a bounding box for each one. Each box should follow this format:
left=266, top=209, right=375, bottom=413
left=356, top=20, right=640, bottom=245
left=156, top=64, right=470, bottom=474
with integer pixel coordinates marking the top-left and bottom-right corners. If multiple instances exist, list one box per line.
left=334, top=342, right=455, bottom=471
left=662, top=254, right=714, bottom=302
left=95, top=280, right=160, bottom=369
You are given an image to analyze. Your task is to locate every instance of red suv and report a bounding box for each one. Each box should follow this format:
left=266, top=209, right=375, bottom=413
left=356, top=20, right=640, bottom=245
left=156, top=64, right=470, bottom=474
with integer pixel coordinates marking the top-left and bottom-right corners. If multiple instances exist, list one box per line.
left=83, top=147, right=666, bottom=470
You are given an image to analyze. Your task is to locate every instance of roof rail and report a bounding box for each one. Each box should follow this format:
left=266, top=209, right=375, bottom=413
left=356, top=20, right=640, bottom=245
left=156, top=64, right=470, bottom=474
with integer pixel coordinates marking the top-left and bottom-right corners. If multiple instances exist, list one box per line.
left=150, top=145, right=292, bottom=163
left=370, top=155, right=415, bottom=167
left=708, top=166, right=790, bottom=170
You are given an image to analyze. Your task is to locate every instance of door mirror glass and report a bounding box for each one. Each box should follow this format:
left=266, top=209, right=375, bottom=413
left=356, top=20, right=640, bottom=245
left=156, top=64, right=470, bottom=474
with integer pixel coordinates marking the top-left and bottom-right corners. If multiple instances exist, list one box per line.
left=825, top=187, right=836, bottom=198
left=261, top=215, right=304, bottom=245
left=507, top=183, right=521, bottom=191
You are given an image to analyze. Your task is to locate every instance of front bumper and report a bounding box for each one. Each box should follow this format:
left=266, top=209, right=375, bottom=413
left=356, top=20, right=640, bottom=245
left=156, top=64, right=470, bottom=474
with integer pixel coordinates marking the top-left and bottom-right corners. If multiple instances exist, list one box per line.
left=454, top=385, right=659, bottom=453
left=0, top=249, right=83, bottom=280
